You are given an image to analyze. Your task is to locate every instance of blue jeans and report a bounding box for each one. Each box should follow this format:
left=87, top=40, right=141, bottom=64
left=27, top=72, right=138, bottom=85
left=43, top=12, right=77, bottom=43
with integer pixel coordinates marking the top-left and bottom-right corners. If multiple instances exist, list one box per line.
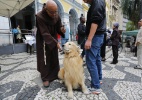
left=86, top=34, right=104, bottom=89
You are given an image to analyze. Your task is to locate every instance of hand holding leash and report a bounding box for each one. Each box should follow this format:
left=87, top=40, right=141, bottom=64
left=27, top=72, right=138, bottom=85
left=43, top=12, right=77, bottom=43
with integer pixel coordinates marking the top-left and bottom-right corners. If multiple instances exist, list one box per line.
left=85, top=39, right=91, bottom=50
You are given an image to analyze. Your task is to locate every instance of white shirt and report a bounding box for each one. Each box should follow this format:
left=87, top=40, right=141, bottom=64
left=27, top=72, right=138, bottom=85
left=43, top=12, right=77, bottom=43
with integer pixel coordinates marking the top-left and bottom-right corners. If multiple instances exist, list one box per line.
left=136, top=26, right=142, bottom=44
left=23, top=35, right=36, bottom=46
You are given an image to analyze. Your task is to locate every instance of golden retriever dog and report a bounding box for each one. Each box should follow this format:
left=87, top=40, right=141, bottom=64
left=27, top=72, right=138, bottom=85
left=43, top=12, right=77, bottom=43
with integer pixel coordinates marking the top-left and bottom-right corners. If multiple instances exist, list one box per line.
left=58, top=42, right=89, bottom=98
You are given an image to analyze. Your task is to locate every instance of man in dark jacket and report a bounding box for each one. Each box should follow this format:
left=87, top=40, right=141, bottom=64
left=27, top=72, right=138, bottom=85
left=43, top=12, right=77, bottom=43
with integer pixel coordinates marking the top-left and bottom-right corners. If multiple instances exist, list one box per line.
left=101, top=32, right=107, bottom=61
left=110, top=22, right=120, bottom=64
left=36, top=0, right=65, bottom=87
left=83, top=0, right=106, bottom=94
left=78, top=16, right=86, bottom=59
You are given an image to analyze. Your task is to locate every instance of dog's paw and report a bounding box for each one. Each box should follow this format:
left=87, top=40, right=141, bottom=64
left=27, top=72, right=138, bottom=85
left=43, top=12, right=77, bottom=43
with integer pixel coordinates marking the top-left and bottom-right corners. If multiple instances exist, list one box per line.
left=68, top=92, right=74, bottom=99
left=83, top=89, right=90, bottom=94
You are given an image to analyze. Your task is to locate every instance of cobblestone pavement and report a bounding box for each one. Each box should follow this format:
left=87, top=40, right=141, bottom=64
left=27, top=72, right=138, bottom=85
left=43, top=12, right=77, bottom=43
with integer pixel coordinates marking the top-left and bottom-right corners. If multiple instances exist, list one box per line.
left=0, top=49, right=142, bottom=100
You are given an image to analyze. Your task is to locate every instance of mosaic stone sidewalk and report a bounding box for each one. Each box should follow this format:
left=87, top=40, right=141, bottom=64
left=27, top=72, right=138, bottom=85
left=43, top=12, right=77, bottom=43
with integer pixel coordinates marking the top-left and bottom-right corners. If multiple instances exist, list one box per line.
left=0, top=50, right=142, bottom=100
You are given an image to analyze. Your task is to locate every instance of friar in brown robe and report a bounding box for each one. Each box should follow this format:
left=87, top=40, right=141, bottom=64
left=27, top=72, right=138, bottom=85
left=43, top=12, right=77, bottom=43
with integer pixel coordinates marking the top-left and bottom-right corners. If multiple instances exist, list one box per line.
left=36, top=0, right=65, bottom=86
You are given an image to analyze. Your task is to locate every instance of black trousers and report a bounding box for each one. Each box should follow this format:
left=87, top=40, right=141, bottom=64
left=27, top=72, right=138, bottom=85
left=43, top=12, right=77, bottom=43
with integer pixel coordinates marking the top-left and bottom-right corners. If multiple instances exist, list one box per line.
left=101, top=43, right=106, bottom=58
left=13, top=34, right=17, bottom=43
left=27, top=44, right=34, bottom=55
left=112, top=45, right=118, bottom=63
left=101, top=33, right=106, bottom=58
left=134, top=46, right=137, bottom=56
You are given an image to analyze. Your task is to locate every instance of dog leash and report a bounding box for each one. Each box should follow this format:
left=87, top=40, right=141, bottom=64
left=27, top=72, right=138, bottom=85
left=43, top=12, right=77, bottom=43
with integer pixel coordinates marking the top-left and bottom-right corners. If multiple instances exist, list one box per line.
left=78, top=37, right=86, bottom=47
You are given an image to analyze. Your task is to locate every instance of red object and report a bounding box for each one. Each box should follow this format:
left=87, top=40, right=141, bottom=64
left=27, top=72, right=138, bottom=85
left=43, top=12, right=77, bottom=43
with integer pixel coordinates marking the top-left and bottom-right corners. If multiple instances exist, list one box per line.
left=76, top=34, right=78, bottom=41
left=57, top=34, right=61, bottom=39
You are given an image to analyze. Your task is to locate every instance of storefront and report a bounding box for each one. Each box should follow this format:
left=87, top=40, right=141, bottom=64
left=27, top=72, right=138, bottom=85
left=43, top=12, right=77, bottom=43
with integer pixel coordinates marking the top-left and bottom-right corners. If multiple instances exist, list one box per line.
left=0, top=0, right=89, bottom=55
left=0, top=0, right=35, bottom=55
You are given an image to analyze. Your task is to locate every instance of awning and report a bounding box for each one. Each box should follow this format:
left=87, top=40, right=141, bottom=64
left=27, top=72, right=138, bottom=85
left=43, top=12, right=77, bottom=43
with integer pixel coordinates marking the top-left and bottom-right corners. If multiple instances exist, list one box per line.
left=122, top=30, right=139, bottom=36
left=0, top=0, right=34, bottom=17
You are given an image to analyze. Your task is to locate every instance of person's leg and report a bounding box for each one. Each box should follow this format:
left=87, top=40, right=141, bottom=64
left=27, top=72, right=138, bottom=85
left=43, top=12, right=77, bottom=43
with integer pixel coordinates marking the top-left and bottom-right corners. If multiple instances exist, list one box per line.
left=96, top=35, right=104, bottom=81
left=86, top=34, right=104, bottom=89
left=113, top=46, right=118, bottom=63
left=135, top=46, right=137, bottom=57
left=14, top=34, right=17, bottom=43
left=100, top=45, right=103, bottom=58
left=101, top=43, right=106, bottom=61
left=27, top=44, right=28, bottom=53
left=43, top=45, right=59, bottom=84
left=112, top=46, right=116, bottom=63
left=116, top=46, right=118, bottom=63
left=112, top=45, right=115, bottom=62
left=96, top=49, right=102, bottom=81
left=86, top=48, right=100, bottom=89
left=30, top=45, right=32, bottom=55
left=137, top=45, right=142, bottom=68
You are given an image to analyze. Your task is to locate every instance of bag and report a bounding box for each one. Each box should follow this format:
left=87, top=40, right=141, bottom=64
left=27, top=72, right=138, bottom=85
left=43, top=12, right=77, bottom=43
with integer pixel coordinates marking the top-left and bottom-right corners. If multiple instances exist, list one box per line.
left=12, top=29, right=19, bottom=34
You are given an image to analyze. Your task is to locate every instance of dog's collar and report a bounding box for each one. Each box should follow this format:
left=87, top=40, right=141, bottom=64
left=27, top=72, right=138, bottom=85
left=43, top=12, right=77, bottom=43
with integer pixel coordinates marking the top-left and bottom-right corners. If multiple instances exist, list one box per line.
left=64, top=54, right=80, bottom=58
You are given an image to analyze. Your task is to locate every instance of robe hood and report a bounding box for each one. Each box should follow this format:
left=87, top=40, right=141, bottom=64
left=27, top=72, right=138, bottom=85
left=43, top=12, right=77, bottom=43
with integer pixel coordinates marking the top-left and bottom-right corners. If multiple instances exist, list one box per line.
left=36, top=9, right=59, bottom=25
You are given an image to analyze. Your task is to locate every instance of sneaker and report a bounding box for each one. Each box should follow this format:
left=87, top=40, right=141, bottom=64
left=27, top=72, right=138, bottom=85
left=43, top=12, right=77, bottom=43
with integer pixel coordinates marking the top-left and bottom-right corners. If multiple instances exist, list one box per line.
left=89, top=88, right=102, bottom=95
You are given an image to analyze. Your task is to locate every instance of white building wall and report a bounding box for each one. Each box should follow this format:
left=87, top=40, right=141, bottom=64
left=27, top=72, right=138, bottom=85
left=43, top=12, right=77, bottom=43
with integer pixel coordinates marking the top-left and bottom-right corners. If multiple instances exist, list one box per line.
left=0, top=16, right=12, bottom=46
left=0, top=16, right=9, bottom=30
left=117, top=8, right=123, bottom=30
left=117, top=8, right=128, bottom=31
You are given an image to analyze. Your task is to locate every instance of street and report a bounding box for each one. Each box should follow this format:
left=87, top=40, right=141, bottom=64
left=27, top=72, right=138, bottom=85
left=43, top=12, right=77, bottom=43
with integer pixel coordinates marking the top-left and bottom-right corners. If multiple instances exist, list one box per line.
left=0, top=49, right=142, bottom=100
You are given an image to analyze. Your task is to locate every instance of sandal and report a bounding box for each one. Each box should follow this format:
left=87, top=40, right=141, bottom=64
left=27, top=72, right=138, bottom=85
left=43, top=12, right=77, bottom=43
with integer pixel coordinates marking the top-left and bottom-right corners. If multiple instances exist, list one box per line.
left=89, top=88, right=102, bottom=95
left=92, top=91, right=101, bottom=95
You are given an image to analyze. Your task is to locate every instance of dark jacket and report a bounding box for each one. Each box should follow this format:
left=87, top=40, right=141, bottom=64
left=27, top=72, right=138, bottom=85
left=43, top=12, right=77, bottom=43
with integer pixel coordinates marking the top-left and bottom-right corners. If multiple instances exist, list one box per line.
left=86, top=0, right=106, bottom=36
left=77, top=23, right=86, bottom=44
left=110, top=29, right=121, bottom=46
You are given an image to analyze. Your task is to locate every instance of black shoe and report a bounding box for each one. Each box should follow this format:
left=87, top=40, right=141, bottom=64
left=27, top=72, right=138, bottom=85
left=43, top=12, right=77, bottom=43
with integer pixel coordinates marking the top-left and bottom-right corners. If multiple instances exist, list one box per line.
left=110, top=62, right=117, bottom=64
left=134, top=66, right=142, bottom=69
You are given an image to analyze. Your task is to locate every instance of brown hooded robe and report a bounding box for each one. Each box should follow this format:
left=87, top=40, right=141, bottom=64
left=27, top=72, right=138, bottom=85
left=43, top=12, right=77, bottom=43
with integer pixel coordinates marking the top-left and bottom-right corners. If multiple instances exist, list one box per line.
left=36, top=9, right=64, bottom=82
